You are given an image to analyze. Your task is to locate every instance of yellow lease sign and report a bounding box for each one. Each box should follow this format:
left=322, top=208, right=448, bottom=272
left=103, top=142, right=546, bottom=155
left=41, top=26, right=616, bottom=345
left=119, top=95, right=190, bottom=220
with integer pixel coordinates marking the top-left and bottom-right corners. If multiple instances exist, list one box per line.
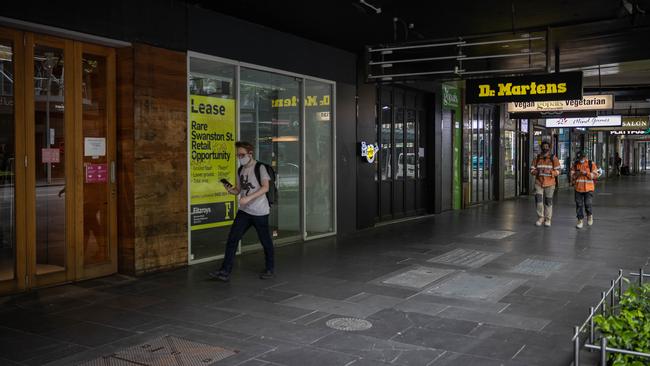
left=189, top=95, right=236, bottom=230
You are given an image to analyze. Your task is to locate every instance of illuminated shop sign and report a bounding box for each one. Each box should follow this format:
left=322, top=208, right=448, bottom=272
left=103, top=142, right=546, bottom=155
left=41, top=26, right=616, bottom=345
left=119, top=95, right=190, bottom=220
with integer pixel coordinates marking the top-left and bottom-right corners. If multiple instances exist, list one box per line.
left=591, top=116, right=649, bottom=131
left=546, top=115, right=621, bottom=128
left=360, top=141, right=378, bottom=163
left=609, top=130, right=650, bottom=135
left=465, top=71, right=583, bottom=104
left=507, top=94, right=612, bottom=113
left=442, top=83, right=460, bottom=108
left=621, top=116, right=649, bottom=130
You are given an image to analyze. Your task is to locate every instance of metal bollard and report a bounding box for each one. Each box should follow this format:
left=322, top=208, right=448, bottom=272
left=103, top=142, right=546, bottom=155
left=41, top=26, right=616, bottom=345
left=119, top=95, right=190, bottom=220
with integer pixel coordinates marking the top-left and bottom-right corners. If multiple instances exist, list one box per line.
left=600, top=337, right=607, bottom=366
left=574, top=326, right=581, bottom=366
left=640, top=268, right=644, bottom=286
left=589, top=307, right=595, bottom=346
left=610, top=280, right=615, bottom=310
left=618, top=270, right=623, bottom=303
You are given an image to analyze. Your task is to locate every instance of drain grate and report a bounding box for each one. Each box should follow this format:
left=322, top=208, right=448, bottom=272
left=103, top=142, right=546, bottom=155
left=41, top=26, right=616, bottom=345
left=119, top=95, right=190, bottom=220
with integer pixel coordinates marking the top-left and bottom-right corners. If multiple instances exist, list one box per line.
left=427, top=248, right=502, bottom=268
left=474, top=230, right=516, bottom=240
left=326, top=317, right=372, bottom=331
left=78, top=336, right=237, bottom=366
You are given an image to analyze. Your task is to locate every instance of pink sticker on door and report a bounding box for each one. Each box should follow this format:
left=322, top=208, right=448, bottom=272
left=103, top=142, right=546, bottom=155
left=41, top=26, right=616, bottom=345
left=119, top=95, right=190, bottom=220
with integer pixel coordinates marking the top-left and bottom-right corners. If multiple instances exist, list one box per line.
left=85, top=163, right=108, bottom=183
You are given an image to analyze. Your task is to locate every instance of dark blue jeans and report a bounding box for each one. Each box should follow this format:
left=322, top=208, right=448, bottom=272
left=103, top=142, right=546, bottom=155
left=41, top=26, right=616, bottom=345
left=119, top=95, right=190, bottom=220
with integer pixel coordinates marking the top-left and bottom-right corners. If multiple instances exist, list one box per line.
left=575, top=191, right=593, bottom=220
left=220, top=210, right=274, bottom=274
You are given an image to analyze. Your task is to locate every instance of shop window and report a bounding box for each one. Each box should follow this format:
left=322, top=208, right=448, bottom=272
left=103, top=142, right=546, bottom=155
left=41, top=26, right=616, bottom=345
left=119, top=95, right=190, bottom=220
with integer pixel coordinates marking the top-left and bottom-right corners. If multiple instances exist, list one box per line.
left=304, top=80, right=334, bottom=238
left=239, top=67, right=301, bottom=246
left=188, top=57, right=237, bottom=262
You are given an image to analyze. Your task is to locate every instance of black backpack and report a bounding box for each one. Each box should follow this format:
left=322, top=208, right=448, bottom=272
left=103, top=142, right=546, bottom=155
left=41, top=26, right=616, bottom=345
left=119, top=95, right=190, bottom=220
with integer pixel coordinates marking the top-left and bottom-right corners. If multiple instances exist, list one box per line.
left=238, top=161, right=277, bottom=205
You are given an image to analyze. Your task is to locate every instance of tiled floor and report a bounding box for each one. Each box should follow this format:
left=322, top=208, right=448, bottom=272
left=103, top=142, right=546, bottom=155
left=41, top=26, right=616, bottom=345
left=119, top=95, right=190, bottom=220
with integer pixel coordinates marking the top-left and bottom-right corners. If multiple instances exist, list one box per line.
left=2, top=176, right=649, bottom=365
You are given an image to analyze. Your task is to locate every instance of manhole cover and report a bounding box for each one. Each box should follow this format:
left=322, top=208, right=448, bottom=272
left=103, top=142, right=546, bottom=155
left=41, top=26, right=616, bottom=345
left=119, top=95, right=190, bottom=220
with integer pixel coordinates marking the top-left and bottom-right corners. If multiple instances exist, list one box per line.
left=428, top=248, right=502, bottom=268
left=78, top=336, right=237, bottom=366
left=509, top=259, right=564, bottom=276
left=326, top=317, right=372, bottom=331
left=381, top=267, right=454, bottom=289
left=475, top=230, right=516, bottom=240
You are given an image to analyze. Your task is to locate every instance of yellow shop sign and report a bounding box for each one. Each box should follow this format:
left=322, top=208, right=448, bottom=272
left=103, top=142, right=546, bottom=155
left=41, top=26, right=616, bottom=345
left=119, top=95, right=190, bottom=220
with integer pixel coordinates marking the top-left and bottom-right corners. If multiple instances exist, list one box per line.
left=466, top=71, right=583, bottom=104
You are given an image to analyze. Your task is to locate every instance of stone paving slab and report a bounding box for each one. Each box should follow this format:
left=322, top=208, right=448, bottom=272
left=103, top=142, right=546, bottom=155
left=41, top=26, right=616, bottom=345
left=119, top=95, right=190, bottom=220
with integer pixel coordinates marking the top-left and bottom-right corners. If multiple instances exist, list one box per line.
left=437, top=306, right=550, bottom=331
left=279, top=294, right=384, bottom=319
left=509, top=258, right=565, bottom=277
left=427, top=248, right=503, bottom=268
left=423, top=273, right=526, bottom=302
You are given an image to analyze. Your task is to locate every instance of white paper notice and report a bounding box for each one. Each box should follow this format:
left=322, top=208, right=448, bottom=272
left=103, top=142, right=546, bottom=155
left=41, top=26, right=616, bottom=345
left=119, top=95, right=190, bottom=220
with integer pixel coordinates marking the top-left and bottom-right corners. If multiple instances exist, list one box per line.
left=84, top=137, right=106, bottom=157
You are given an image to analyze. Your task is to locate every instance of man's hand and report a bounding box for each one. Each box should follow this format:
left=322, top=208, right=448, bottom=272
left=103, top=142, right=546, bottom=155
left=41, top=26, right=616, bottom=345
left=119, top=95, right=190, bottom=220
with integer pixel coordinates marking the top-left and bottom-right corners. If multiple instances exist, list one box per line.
left=239, top=196, right=251, bottom=205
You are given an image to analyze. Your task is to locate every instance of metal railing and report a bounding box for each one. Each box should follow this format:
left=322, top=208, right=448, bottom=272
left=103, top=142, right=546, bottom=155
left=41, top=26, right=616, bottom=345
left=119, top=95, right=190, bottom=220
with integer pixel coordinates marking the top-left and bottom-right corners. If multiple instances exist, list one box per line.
left=572, top=268, right=650, bottom=365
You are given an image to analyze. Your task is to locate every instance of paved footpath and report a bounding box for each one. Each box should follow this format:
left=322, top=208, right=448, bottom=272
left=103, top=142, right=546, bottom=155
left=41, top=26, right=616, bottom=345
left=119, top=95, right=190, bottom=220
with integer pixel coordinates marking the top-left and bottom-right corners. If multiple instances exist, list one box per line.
left=1, top=176, right=649, bottom=366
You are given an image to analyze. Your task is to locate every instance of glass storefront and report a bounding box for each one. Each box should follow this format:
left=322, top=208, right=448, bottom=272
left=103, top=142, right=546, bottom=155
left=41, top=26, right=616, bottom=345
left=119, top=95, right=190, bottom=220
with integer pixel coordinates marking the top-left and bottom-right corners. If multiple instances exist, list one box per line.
left=504, top=119, right=530, bottom=199
left=503, top=119, right=516, bottom=199
left=464, top=105, right=494, bottom=204
left=187, top=54, right=336, bottom=263
left=0, top=38, right=15, bottom=281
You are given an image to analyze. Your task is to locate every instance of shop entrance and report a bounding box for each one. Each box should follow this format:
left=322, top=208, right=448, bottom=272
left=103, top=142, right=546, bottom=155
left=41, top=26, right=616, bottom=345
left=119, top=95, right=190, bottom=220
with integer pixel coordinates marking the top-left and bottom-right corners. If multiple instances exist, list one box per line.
left=378, top=86, right=430, bottom=221
left=0, top=28, right=117, bottom=294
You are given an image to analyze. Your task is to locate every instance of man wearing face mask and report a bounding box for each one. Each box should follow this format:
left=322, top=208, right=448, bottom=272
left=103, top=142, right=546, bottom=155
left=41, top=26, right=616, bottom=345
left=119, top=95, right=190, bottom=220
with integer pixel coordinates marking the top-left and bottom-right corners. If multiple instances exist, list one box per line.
left=209, top=141, right=275, bottom=282
left=571, top=151, right=600, bottom=229
left=530, top=140, right=561, bottom=227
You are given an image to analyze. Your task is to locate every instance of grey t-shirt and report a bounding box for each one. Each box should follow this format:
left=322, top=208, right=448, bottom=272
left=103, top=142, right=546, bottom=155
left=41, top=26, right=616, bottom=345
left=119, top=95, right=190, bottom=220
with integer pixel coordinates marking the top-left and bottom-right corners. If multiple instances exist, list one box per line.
left=237, top=161, right=270, bottom=216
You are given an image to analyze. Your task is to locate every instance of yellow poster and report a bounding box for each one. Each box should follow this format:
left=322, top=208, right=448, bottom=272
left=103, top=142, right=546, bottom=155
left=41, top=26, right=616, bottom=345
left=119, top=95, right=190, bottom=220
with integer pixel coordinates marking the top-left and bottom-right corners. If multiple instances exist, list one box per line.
left=189, top=95, right=236, bottom=231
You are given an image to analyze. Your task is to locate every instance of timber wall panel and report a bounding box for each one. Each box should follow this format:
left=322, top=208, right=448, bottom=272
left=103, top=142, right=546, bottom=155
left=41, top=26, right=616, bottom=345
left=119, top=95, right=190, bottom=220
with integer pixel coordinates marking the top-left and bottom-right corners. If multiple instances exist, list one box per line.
left=132, top=44, right=188, bottom=275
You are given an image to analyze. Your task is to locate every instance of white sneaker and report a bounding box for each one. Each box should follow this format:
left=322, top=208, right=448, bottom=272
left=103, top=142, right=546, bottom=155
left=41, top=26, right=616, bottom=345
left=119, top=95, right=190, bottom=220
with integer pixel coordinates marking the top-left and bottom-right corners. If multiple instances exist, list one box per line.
left=587, top=215, right=593, bottom=226
left=535, top=217, right=544, bottom=227
left=544, top=219, right=551, bottom=227
left=576, top=220, right=584, bottom=229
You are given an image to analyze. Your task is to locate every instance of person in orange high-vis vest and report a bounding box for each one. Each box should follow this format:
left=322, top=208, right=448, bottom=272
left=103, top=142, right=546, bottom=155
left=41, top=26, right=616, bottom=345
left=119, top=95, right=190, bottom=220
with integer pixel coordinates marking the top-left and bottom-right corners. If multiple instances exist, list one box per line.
left=530, top=140, right=561, bottom=227
left=571, top=151, right=601, bottom=229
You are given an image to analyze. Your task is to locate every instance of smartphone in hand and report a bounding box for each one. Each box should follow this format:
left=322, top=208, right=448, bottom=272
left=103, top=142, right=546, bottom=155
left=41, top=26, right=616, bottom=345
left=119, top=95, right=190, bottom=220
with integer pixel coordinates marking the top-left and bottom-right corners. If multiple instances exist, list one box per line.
left=220, top=178, right=232, bottom=188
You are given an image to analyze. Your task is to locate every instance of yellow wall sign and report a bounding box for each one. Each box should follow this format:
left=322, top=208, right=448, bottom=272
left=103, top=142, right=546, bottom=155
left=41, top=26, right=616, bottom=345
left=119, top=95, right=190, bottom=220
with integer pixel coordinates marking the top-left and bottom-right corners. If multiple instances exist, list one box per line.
left=189, top=95, right=237, bottom=231
left=466, top=71, right=583, bottom=104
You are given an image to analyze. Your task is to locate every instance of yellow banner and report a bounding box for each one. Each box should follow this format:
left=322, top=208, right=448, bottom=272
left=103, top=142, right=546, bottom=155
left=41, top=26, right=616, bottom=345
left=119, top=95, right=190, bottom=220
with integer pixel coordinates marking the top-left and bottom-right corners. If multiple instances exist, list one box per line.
left=189, top=95, right=236, bottom=231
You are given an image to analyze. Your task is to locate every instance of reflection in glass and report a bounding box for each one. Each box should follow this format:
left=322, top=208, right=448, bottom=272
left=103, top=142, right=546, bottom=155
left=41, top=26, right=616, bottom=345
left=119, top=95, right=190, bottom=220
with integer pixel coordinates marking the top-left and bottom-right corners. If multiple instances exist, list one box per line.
left=240, top=68, right=301, bottom=245
left=0, top=39, right=15, bottom=281
left=380, top=117, right=391, bottom=180
left=82, top=53, right=109, bottom=265
left=504, top=129, right=516, bottom=198
left=417, top=110, right=425, bottom=179
left=405, top=110, right=416, bottom=179
left=188, top=57, right=236, bottom=261
left=34, top=44, right=66, bottom=275
left=394, top=108, right=404, bottom=179
left=305, top=80, right=334, bottom=237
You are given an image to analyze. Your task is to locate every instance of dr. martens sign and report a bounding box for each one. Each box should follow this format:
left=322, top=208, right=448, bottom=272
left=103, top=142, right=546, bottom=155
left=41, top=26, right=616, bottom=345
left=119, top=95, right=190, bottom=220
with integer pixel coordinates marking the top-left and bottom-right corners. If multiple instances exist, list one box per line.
left=465, top=72, right=583, bottom=104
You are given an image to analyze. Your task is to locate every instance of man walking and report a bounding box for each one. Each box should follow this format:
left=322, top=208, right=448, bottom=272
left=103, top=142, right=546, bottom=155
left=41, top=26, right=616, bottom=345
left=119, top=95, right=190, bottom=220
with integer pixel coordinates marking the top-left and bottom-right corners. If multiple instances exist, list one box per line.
left=209, top=141, right=275, bottom=281
left=571, top=151, right=601, bottom=229
left=530, top=140, right=561, bottom=227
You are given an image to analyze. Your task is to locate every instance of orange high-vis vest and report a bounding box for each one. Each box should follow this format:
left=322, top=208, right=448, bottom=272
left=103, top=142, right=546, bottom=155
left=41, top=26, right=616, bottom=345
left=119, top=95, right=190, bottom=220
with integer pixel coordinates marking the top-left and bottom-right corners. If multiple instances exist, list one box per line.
left=531, top=154, right=561, bottom=187
left=571, top=159, right=600, bottom=192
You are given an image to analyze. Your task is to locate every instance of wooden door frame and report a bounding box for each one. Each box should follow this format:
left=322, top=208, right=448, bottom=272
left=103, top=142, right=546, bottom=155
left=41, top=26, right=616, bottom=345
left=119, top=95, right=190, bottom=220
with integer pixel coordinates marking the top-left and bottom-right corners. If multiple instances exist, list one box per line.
left=0, top=27, right=26, bottom=294
left=25, top=33, right=77, bottom=288
left=74, top=42, right=117, bottom=280
left=1, top=29, right=118, bottom=295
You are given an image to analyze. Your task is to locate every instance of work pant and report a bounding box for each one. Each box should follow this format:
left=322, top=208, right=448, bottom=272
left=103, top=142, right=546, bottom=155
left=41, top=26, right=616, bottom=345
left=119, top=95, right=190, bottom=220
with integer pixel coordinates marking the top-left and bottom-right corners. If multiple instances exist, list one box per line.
left=220, top=210, right=275, bottom=274
left=534, top=184, right=555, bottom=219
left=575, top=191, right=594, bottom=220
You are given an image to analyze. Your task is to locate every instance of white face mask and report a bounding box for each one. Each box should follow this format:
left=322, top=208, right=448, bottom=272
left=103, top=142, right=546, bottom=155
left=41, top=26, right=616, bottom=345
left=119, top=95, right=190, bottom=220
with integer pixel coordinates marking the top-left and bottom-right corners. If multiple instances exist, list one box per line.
left=238, top=155, right=251, bottom=166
